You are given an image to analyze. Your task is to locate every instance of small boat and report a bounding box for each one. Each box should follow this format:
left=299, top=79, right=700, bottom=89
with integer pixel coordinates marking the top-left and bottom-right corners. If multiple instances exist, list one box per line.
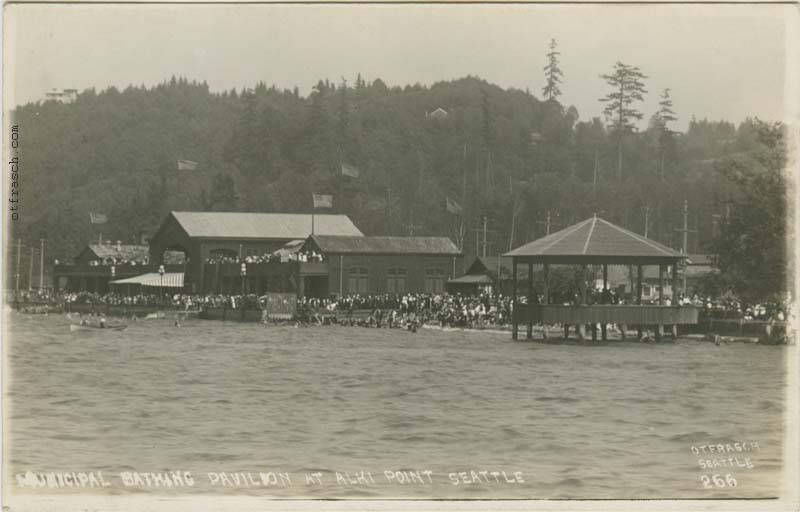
left=69, top=323, right=128, bottom=332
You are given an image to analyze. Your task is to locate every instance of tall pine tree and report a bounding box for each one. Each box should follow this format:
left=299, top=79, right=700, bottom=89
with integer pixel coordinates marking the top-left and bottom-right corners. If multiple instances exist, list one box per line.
left=599, top=61, right=648, bottom=180
left=654, top=88, right=678, bottom=180
left=655, top=88, right=677, bottom=130
left=542, top=38, right=563, bottom=101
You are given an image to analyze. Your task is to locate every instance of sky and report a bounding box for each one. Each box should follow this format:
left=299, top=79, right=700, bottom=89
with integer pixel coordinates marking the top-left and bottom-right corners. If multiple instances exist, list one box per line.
left=4, top=3, right=797, bottom=131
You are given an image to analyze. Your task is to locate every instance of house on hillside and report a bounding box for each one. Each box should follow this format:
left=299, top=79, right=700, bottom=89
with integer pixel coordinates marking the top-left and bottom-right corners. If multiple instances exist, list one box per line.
left=44, top=88, right=78, bottom=104
left=425, top=107, right=449, bottom=119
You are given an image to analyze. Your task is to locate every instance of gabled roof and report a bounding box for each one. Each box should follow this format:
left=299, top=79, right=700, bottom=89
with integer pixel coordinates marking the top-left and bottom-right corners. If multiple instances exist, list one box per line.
left=78, top=244, right=149, bottom=263
left=310, top=235, right=460, bottom=255
left=505, top=216, right=685, bottom=261
left=469, top=256, right=513, bottom=275
left=169, top=212, right=363, bottom=239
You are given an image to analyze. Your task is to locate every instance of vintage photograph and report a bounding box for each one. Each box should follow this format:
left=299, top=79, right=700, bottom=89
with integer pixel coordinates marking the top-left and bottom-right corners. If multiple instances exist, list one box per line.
left=2, top=2, right=798, bottom=510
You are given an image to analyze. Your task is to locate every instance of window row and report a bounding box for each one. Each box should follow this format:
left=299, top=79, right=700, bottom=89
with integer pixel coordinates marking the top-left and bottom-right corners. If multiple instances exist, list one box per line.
left=346, top=267, right=445, bottom=294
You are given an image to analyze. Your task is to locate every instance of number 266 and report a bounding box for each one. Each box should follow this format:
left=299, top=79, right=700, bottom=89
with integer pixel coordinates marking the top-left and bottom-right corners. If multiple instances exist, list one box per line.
left=700, top=473, right=737, bottom=488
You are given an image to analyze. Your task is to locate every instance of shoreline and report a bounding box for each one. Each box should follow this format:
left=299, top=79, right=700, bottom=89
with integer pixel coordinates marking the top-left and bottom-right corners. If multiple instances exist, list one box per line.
left=421, top=324, right=768, bottom=344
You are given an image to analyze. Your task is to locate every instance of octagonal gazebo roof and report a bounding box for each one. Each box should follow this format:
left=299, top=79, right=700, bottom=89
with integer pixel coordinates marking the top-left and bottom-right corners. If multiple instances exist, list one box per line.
left=504, top=215, right=686, bottom=265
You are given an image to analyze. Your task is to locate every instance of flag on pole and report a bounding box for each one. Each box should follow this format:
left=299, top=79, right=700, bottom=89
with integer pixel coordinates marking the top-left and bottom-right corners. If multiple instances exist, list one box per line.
left=312, top=194, right=333, bottom=209
left=89, top=212, right=108, bottom=224
left=341, top=163, right=360, bottom=178
left=445, top=197, right=462, bottom=215
left=177, top=159, right=199, bottom=171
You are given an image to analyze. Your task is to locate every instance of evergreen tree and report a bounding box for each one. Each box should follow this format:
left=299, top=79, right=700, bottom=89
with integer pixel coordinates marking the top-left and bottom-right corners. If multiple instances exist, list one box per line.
left=599, top=61, right=648, bottom=180
left=8, top=73, right=777, bottom=266
left=480, top=88, right=495, bottom=191
left=339, top=77, right=350, bottom=144
left=541, top=38, right=563, bottom=101
left=208, top=173, right=238, bottom=211
left=481, top=88, right=493, bottom=149
left=654, top=88, right=678, bottom=180
left=655, top=88, right=677, bottom=131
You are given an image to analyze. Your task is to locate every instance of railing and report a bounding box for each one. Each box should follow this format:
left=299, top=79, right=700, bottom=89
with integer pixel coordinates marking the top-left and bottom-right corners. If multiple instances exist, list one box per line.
left=53, top=264, right=184, bottom=276
left=514, top=304, right=699, bottom=325
left=298, top=261, right=329, bottom=275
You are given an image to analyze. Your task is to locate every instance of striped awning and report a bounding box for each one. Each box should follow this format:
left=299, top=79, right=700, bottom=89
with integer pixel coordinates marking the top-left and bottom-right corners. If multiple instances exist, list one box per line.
left=110, top=272, right=184, bottom=288
left=448, top=274, right=494, bottom=284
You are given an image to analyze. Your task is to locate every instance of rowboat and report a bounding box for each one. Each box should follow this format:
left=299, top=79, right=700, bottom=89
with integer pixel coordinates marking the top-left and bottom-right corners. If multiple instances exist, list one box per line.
left=69, top=323, right=128, bottom=332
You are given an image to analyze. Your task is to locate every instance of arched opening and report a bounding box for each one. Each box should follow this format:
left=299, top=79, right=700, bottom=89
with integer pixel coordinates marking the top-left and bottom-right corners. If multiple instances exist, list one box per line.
left=162, top=245, right=189, bottom=265
left=207, top=248, right=238, bottom=264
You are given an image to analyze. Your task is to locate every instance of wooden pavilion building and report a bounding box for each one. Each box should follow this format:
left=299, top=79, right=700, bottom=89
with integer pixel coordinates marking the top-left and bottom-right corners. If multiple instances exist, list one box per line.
left=505, top=215, right=699, bottom=342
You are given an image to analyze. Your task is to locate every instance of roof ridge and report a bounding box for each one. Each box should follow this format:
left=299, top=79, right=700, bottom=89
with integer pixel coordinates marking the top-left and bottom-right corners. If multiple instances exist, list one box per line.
left=598, top=218, right=676, bottom=256
left=538, top=217, right=593, bottom=254
left=174, top=211, right=347, bottom=216
left=582, top=216, right=598, bottom=255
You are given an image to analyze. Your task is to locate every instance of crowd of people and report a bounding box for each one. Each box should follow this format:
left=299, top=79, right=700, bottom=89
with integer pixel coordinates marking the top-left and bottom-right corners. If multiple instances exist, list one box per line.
left=53, top=256, right=150, bottom=267
left=53, top=291, right=263, bottom=310
left=205, top=249, right=325, bottom=265
left=12, top=288, right=794, bottom=331
left=297, top=293, right=515, bottom=328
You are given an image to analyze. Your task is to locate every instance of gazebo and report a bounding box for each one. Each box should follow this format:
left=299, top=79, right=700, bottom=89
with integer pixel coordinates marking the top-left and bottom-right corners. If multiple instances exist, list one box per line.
left=504, top=215, right=699, bottom=342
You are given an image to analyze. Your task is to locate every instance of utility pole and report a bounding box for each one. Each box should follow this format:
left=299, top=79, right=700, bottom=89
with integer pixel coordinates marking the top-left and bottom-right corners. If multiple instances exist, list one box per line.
left=547, top=211, right=551, bottom=235
left=537, top=211, right=552, bottom=237
left=509, top=200, right=522, bottom=252
left=644, top=206, right=651, bottom=238
left=471, top=218, right=496, bottom=257
left=482, top=216, right=488, bottom=257
left=674, top=200, right=697, bottom=295
left=29, top=247, right=35, bottom=291
left=404, top=216, right=419, bottom=236
left=486, top=152, right=495, bottom=191
left=417, top=149, right=425, bottom=194
left=39, top=238, right=45, bottom=291
left=461, top=143, right=467, bottom=251
left=682, top=200, right=689, bottom=255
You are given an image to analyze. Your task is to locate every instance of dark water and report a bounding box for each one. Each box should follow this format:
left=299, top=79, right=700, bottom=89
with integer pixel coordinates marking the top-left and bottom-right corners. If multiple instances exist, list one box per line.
left=4, top=312, right=787, bottom=499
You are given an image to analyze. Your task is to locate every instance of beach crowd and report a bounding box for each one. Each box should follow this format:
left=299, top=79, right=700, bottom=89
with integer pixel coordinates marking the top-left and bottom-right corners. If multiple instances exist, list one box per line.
left=16, top=288, right=793, bottom=328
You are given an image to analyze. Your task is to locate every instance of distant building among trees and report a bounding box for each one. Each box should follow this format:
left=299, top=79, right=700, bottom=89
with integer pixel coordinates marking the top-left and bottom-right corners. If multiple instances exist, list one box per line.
left=425, top=107, right=449, bottom=119
left=44, top=88, right=78, bottom=104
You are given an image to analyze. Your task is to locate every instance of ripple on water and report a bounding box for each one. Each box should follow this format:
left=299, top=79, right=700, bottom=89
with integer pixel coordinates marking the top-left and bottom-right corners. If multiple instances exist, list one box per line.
left=4, top=316, right=787, bottom=499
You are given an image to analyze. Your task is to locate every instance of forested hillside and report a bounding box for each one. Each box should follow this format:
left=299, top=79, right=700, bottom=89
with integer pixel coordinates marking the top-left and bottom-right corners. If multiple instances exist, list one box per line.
left=9, top=73, right=782, bottom=271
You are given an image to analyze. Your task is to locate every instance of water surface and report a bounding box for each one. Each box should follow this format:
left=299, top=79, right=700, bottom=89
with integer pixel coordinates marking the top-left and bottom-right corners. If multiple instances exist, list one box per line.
left=4, top=313, right=786, bottom=499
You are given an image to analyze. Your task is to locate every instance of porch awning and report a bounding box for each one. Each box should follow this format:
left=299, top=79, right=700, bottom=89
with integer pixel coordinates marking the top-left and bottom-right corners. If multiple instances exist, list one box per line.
left=448, top=274, right=494, bottom=284
left=110, top=272, right=184, bottom=288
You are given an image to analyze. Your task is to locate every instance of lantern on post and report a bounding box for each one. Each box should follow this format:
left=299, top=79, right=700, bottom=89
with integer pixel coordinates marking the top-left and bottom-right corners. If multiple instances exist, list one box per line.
left=158, top=265, right=165, bottom=306
left=240, top=262, right=247, bottom=296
